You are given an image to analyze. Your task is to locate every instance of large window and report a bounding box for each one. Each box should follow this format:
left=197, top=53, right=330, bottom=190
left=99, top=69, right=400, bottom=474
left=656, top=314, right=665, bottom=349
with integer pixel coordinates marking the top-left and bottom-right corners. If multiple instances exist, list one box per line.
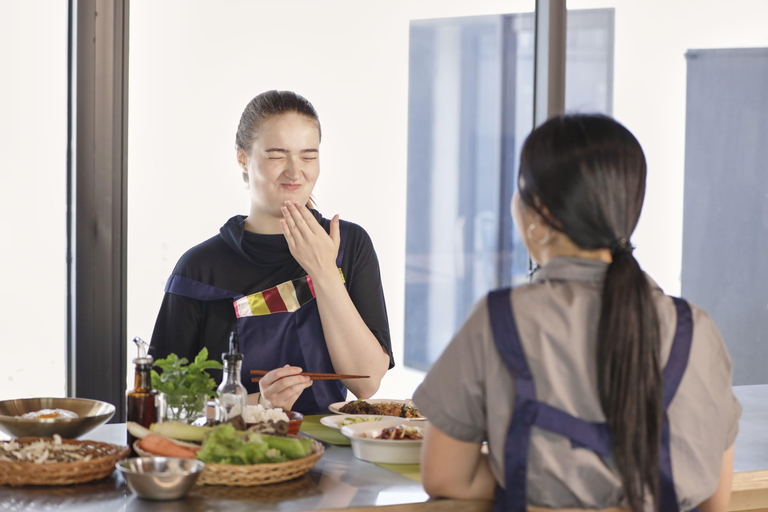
left=0, top=3, right=68, bottom=399
left=404, top=9, right=614, bottom=369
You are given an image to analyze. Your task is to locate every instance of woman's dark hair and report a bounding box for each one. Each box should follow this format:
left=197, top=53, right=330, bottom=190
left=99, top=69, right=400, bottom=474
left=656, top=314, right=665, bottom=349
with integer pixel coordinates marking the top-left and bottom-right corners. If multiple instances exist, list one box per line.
left=235, top=90, right=321, bottom=208
left=518, top=114, right=660, bottom=512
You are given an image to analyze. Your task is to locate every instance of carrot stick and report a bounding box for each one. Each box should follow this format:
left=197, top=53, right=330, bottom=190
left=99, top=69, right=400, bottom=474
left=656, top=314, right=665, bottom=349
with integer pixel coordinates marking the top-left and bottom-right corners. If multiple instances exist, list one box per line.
left=139, top=433, right=200, bottom=459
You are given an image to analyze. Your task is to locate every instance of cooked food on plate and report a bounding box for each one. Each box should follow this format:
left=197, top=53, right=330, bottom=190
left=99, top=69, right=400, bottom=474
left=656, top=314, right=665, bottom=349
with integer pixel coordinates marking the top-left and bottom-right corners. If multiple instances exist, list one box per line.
left=339, top=400, right=423, bottom=419
left=363, top=425, right=424, bottom=440
left=338, top=416, right=383, bottom=427
left=19, top=409, right=78, bottom=420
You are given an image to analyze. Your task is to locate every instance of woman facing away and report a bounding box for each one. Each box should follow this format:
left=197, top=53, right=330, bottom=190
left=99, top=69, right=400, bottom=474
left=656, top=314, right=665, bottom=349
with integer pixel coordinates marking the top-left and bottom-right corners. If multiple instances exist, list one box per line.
left=414, top=114, right=740, bottom=512
left=150, top=90, right=393, bottom=415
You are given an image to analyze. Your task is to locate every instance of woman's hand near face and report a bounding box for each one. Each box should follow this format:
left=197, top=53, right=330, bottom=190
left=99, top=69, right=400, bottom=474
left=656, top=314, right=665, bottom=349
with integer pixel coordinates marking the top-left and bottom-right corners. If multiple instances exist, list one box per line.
left=280, top=200, right=390, bottom=399
left=257, top=365, right=313, bottom=411
left=280, top=201, right=340, bottom=280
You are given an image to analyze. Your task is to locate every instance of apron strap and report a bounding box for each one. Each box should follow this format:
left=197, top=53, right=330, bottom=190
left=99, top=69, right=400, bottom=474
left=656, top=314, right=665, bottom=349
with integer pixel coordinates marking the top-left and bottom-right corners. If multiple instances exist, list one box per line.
left=662, top=298, right=694, bottom=408
left=489, top=291, right=696, bottom=512
left=659, top=297, right=695, bottom=512
left=166, top=217, right=350, bottom=305
left=489, top=288, right=535, bottom=512
left=533, top=402, right=612, bottom=456
left=165, top=274, right=241, bottom=301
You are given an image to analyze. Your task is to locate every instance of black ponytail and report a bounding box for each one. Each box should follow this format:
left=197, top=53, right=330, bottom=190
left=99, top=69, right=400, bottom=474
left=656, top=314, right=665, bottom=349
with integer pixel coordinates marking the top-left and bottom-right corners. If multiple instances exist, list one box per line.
left=598, top=250, right=662, bottom=512
left=519, top=115, right=661, bottom=512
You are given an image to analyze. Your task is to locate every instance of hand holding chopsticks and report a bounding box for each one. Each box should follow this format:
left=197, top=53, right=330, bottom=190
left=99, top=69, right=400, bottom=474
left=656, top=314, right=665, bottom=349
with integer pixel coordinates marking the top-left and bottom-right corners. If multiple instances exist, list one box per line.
left=250, top=370, right=369, bottom=382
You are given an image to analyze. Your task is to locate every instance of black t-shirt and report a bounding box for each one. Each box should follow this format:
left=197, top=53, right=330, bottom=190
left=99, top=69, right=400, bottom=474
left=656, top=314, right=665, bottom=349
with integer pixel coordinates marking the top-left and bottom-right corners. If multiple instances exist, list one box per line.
left=149, top=211, right=394, bottom=383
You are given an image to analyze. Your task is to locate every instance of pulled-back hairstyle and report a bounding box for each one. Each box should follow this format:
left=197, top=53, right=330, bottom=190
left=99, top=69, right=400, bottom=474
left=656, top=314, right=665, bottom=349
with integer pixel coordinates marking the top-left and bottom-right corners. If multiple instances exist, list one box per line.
left=235, top=90, right=321, bottom=208
left=518, top=114, right=660, bottom=512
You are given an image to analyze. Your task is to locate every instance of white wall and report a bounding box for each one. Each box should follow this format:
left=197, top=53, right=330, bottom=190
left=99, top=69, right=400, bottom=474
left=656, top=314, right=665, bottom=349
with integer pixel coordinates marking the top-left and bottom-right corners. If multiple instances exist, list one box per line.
left=0, top=2, right=68, bottom=399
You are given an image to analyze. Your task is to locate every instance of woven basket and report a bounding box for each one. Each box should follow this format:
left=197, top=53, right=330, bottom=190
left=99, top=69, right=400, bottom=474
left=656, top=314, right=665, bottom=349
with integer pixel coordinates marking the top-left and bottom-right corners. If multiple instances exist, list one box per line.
left=0, top=437, right=130, bottom=486
left=188, top=473, right=320, bottom=501
left=134, top=438, right=324, bottom=487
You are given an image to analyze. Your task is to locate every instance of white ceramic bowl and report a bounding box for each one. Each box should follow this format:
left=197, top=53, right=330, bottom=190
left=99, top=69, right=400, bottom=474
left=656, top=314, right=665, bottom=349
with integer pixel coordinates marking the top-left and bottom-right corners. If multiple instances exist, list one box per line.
left=340, top=417, right=425, bottom=464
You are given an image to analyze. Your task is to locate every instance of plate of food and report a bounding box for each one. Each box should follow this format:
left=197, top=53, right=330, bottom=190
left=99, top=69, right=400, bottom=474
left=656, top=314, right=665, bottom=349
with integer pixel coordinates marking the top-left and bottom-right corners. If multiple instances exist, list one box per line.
left=340, top=417, right=425, bottom=464
left=319, top=414, right=385, bottom=430
left=328, top=399, right=425, bottom=420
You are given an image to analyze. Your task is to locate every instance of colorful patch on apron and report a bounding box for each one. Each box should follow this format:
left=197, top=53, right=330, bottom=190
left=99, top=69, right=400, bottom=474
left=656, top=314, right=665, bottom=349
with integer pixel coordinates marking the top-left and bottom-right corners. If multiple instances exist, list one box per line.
left=233, top=269, right=346, bottom=318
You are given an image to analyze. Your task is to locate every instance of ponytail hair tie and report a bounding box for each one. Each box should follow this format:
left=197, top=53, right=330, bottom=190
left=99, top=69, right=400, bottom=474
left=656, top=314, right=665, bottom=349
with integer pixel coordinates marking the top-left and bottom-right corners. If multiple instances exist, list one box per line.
left=610, top=237, right=634, bottom=255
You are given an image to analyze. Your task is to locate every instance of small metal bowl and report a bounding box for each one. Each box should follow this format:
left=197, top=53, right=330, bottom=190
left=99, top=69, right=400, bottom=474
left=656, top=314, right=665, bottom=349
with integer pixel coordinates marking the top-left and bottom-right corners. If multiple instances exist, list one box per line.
left=0, top=397, right=115, bottom=439
left=117, top=457, right=205, bottom=501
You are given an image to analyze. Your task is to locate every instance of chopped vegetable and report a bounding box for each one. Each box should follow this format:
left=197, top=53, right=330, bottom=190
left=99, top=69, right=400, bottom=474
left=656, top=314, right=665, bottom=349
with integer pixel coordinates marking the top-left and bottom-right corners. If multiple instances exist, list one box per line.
left=150, top=421, right=212, bottom=442
left=260, top=434, right=312, bottom=459
left=139, top=433, right=199, bottom=459
left=126, top=421, right=152, bottom=440
left=0, top=435, right=94, bottom=464
left=195, top=424, right=311, bottom=465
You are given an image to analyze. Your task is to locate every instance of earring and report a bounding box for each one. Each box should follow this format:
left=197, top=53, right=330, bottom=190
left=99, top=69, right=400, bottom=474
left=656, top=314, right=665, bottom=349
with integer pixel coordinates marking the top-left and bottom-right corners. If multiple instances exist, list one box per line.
left=526, top=223, right=552, bottom=245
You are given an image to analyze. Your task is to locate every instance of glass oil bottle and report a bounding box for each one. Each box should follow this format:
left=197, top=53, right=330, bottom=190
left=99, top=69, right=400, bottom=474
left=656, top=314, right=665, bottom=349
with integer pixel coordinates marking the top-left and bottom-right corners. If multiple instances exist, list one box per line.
left=126, top=337, right=157, bottom=454
left=218, top=331, right=248, bottom=422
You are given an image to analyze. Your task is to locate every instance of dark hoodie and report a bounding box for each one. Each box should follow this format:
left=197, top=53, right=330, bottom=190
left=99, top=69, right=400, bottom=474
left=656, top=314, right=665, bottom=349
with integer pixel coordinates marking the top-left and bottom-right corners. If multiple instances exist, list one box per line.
left=149, top=211, right=394, bottom=384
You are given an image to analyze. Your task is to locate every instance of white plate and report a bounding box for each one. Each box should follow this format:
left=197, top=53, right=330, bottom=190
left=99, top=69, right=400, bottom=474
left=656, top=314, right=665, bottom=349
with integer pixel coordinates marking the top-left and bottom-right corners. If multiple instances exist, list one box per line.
left=319, top=414, right=386, bottom=429
left=340, top=417, right=425, bottom=464
left=328, top=399, right=426, bottom=420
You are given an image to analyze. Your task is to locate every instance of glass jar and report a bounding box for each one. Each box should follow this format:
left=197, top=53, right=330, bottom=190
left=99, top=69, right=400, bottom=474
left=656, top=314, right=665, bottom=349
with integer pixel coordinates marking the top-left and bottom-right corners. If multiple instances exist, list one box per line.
left=218, top=357, right=247, bottom=422
left=157, top=393, right=209, bottom=425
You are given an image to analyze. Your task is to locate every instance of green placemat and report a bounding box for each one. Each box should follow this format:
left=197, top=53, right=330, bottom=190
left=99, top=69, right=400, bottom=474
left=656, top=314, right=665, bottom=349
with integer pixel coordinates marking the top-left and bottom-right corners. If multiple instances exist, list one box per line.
left=300, top=414, right=350, bottom=445
left=373, top=462, right=422, bottom=482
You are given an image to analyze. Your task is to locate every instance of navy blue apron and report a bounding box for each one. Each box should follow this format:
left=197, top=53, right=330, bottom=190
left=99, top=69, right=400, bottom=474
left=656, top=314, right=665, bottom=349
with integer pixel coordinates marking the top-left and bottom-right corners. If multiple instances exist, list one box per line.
left=488, top=289, right=697, bottom=512
left=164, top=219, right=350, bottom=415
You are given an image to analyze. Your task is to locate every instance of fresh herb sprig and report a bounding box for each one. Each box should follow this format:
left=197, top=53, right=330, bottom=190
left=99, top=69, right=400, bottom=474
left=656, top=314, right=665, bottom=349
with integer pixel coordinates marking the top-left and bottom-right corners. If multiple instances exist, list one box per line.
left=151, top=348, right=223, bottom=421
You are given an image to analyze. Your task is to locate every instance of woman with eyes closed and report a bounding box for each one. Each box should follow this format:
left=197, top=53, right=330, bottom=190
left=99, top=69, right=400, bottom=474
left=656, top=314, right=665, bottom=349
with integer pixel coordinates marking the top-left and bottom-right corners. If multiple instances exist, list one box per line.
left=150, top=90, right=393, bottom=415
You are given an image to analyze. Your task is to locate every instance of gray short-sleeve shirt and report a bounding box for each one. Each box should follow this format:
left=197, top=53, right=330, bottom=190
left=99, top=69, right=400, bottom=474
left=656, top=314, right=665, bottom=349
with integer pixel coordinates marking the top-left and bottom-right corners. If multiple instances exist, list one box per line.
left=413, top=257, right=741, bottom=510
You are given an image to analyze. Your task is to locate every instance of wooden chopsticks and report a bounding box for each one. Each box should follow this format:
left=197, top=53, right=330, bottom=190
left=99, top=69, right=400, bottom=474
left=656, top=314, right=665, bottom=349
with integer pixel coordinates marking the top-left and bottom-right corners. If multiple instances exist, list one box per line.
left=250, top=370, right=369, bottom=382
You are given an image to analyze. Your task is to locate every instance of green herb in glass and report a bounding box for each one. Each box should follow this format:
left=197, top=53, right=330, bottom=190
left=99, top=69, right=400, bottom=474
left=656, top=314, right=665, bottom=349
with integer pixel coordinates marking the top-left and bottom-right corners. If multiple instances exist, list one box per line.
left=151, top=348, right=224, bottom=423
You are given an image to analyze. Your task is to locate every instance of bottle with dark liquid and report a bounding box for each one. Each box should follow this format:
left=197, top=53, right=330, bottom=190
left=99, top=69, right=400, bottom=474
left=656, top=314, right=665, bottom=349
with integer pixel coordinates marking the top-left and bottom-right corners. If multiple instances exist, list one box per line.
left=126, top=337, right=157, bottom=455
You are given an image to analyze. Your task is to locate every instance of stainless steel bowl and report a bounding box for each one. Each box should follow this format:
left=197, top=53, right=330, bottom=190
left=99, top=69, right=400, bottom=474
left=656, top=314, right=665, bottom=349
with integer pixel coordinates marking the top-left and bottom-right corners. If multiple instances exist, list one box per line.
left=0, top=397, right=115, bottom=439
left=117, top=457, right=205, bottom=501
